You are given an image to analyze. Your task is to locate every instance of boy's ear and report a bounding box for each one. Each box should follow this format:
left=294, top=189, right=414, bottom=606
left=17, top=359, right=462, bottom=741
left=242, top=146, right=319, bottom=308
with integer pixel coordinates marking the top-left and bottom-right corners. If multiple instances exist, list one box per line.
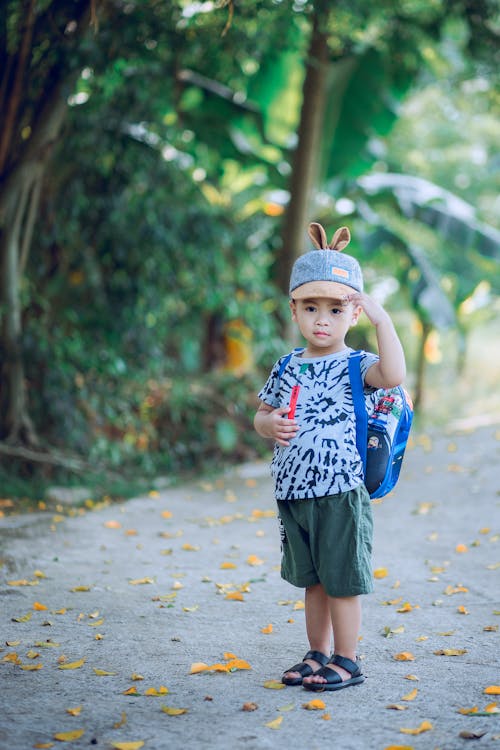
left=350, top=304, right=362, bottom=326
left=289, top=299, right=298, bottom=320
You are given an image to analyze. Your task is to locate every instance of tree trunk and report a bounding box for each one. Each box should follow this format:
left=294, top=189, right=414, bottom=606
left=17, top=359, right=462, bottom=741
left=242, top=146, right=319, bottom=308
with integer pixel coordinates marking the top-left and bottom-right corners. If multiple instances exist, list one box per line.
left=413, top=320, right=431, bottom=411
left=276, top=9, right=330, bottom=299
left=0, top=85, right=68, bottom=443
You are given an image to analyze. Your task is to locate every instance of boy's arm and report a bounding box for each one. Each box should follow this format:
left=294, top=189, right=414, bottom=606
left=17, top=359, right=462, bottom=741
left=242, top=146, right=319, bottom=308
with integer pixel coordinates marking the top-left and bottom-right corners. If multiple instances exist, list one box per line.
left=347, top=292, right=406, bottom=389
left=254, top=401, right=299, bottom=448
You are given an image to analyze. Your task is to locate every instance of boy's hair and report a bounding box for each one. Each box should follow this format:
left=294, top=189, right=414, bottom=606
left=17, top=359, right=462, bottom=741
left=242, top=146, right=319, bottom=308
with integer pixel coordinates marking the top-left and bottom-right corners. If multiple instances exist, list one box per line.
left=289, top=222, right=363, bottom=300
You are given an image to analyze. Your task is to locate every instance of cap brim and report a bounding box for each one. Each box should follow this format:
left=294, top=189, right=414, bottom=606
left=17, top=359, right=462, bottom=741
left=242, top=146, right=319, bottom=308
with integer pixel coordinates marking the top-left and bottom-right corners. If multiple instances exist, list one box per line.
left=291, top=281, right=355, bottom=300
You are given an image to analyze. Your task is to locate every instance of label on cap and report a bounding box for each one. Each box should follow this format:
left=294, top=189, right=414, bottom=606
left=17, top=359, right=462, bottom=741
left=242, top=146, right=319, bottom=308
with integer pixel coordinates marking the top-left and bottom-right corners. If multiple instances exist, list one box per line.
left=332, top=266, right=349, bottom=279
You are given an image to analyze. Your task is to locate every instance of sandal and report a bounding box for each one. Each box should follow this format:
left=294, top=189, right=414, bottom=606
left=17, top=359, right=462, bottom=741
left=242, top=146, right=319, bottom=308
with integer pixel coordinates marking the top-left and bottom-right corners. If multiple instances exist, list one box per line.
left=281, top=649, right=330, bottom=686
left=302, top=654, right=365, bottom=691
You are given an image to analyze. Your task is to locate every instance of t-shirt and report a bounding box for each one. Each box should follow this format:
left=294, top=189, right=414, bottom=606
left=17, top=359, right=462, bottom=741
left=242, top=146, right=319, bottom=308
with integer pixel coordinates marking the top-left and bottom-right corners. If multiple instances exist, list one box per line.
left=258, top=348, right=379, bottom=500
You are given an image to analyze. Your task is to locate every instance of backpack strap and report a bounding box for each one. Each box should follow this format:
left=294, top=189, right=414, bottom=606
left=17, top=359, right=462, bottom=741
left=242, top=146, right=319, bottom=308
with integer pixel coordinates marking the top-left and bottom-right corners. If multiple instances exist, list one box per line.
left=348, top=350, right=367, bottom=470
left=278, top=347, right=305, bottom=378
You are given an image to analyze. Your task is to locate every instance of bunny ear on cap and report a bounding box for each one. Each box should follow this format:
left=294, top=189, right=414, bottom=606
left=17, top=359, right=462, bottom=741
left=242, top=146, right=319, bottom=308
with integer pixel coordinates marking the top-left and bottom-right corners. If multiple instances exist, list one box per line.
left=329, top=226, right=351, bottom=252
left=308, top=222, right=328, bottom=249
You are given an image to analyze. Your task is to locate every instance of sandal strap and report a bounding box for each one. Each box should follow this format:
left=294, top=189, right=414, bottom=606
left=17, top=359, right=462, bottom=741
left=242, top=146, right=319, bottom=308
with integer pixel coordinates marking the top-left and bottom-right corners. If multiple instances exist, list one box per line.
left=330, top=654, right=361, bottom=676
left=303, top=650, right=329, bottom=667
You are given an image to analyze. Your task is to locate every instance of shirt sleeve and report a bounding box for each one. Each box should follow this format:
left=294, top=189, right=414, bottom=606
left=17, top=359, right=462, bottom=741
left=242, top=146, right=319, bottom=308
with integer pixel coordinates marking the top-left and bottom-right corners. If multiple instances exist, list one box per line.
left=257, top=357, right=285, bottom=408
left=360, top=350, right=379, bottom=392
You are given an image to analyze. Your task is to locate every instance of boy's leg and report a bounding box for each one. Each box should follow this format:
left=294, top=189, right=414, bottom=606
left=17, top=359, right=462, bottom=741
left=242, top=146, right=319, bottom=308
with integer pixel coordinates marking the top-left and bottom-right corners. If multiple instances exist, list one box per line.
left=303, top=595, right=361, bottom=685
left=282, top=583, right=331, bottom=681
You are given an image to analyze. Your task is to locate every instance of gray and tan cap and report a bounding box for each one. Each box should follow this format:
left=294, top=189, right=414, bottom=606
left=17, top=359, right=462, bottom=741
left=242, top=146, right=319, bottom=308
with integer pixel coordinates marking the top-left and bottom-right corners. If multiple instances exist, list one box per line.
left=289, top=222, right=363, bottom=299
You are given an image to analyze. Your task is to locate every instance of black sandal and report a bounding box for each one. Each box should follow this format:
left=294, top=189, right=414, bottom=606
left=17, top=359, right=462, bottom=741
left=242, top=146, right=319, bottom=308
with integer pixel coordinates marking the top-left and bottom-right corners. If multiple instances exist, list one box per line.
left=281, top=649, right=330, bottom=686
left=302, top=654, right=365, bottom=691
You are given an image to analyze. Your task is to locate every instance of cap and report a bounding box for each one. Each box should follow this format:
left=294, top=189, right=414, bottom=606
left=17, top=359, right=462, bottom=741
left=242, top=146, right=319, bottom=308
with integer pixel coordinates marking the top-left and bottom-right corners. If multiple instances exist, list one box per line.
left=289, top=223, right=363, bottom=299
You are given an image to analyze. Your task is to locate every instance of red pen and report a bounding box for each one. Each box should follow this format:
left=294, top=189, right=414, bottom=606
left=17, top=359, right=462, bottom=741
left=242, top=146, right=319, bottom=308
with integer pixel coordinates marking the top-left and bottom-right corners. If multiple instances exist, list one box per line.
left=288, top=385, right=300, bottom=419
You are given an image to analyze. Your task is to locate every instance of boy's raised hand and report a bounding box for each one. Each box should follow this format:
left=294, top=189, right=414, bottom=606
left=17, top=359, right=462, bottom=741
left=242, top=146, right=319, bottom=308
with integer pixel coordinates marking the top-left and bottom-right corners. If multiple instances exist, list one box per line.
left=344, top=291, right=390, bottom=327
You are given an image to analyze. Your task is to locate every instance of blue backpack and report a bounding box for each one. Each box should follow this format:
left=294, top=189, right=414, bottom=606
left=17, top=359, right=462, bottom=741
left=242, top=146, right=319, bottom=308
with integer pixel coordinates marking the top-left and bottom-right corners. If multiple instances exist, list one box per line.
left=277, top=349, right=413, bottom=499
left=348, top=350, right=413, bottom=499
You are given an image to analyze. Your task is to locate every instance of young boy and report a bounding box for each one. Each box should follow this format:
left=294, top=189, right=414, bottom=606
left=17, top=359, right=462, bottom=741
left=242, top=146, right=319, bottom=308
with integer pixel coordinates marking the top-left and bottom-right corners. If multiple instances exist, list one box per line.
left=254, top=222, right=406, bottom=691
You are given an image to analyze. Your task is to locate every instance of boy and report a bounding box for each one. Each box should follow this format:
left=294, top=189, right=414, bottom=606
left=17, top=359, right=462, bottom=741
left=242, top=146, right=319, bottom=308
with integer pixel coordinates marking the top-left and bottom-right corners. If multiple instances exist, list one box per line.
left=254, top=222, right=406, bottom=691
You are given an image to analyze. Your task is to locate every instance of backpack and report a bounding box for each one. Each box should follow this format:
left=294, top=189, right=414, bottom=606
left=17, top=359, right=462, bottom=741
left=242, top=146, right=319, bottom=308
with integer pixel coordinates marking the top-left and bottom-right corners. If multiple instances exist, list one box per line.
left=277, top=349, right=413, bottom=499
left=348, top=350, right=413, bottom=499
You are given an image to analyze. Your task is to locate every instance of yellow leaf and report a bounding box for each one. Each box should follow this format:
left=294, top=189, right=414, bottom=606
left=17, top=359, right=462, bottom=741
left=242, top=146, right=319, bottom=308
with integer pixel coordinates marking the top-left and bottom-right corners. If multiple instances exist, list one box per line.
left=293, top=600, right=305, bottom=610
left=263, top=680, right=286, bottom=690
left=402, top=688, right=418, bottom=701
left=123, top=687, right=138, bottom=695
left=26, top=650, right=39, bottom=659
left=110, top=743, right=144, bottom=750
left=161, top=510, right=173, bottom=519
left=302, top=699, right=326, bottom=710
left=190, top=662, right=210, bottom=674
left=88, top=619, right=104, bottom=627
left=112, top=712, right=127, bottom=729
left=130, top=672, right=144, bottom=681
left=34, top=744, right=54, bottom=749
left=404, top=674, right=419, bottom=681
left=485, top=686, right=500, bottom=695
left=458, top=706, right=479, bottom=715
left=55, top=608, right=67, bottom=615
left=8, top=579, right=38, bottom=586
left=400, top=720, right=433, bottom=735
left=69, top=586, right=91, bottom=592
left=20, top=663, right=43, bottom=671
left=103, top=520, right=122, bottom=529
left=144, top=686, right=169, bottom=696
left=321, top=713, right=331, bottom=720
left=66, top=707, right=82, bottom=716
left=247, top=554, right=264, bottom=566
left=457, top=605, right=469, bottom=615
left=265, top=716, right=283, bottom=729
left=161, top=705, right=188, bottom=716
left=53, top=729, right=85, bottom=741
left=93, top=668, right=116, bottom=676
left=242, top=702, right=259, bottom=712
left=220, top=562, right=237, bottom=569
left=225, top=591, right=244, bottom=601
left=396, top=602, right=414, bottom=613
left=455, top=543, right=468, bottom=553
left=2, top=652, right=20, bottom=663
left=393, top=652, right=415, bottom=661
left=386, top=705, right=409, bottom=711
left=374, top=567, right=389, bottom=579
left=261, top=623, right=273, bottom=634
left=33, top=601, right=48, bottom=611
left=34, top=640, right=60, bottom=648
left=129, top=577, right=155, bottom=585
left=11, top=612, right=32, bottom=622
left=182, top=543, right=199, bottom=551
left=58, top=658, right=85, bottom=670
left=433, top=649, right=467, bottom=656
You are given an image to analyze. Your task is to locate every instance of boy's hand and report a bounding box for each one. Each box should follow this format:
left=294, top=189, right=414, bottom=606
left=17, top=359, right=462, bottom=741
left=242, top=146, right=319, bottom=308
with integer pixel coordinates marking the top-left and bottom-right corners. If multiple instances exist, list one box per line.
left=344, top=292, right=390, bottom=327
left=255, top=405, right=299, bottom=447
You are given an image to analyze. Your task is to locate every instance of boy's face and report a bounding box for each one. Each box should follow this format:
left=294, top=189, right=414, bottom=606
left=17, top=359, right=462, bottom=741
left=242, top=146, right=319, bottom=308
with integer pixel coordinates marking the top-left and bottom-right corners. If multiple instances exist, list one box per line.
left=290, top=296, right=362, bottom=356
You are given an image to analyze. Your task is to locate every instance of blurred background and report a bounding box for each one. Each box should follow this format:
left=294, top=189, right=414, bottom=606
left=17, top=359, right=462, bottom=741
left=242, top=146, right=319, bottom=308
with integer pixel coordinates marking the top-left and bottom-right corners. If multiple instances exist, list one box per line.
left=1, top=0, right=499, bottom=506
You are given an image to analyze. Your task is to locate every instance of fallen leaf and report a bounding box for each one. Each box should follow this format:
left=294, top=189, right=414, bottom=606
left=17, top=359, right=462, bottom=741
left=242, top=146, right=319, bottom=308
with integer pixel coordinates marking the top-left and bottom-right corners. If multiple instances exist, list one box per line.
left=247, top=554, right=264, bottom=566
left=34, top=744, right=54, bottom=749
left=485, top=686, right=500, bottom=695
left=144, top=686, right=169, bottom=696
left=128, top=577, right=155, bottom=585
left=484, top=625, right=499, bottom=632
left=34, top=640, right=60, bottom=648
left=160, top=705, right=188, bottom=716
left=69, top=586, right=91, bottom=592
left=374, top=567, right=389, bottom=579
left=11, top=612, right=32, bottom=623
left=93, top=668, right=116, bottom=676
left=459, top=731, right=487, bottom=739
left=386, top=704, right=409, bottom=711
left=400, top=720, right=433, bottom=735
left=293, top=600, right=305, bottom=610
left=26, top=650, right=39, bottom=659
left=53, top=729, right=85, bottom=741
left=265, top=716, right=283, bottom=729
left=58, top=658, right=85, bottom=670
left=242, top=702, right=258, bottom=711
left=130, top=672, right=144, bottom=681
left=123, top=687, right=138, bottom=695
left=402, top=688, right=418, bottom=701
left=302, top=699, right=326, bottom=710
left=458, top=706, right=479, bottom=715
left=190, top=662, right=210, bottom=674
left=263, top=680, right=286, bottom=690
left=321, top=713, right=331, bottom=720
left=225, top=591, right=244, bottom=601
left=457, top=605, right=470, bottom=615
left=103, top=520, right=122, bottom=529
left=182, top=543, right=199, bottom=551
left=261, top=624, right=273, bottom=634
left=20, top=663, right=43, bottom=671
left=8, top=579, right=38, bottom=587
left=393, top=652, right=415, bottom=661
left=433, top=649, right=467, bottom=656
left=397, top=602, right=416, bottom=613
left=161, top=510, right=173, bottom=519
left=33, top=602, right=48, bottom=611
left=404, top=674, right=419, bottom=681
left=112, top=712, right=127, bottom=729
left=65, top=707, right=82, bottom=716
left=110, top=742, right=144, bottom=750
left=455, top=543, right=468, bottom=553
left=220, top=562, right=237, bottom=569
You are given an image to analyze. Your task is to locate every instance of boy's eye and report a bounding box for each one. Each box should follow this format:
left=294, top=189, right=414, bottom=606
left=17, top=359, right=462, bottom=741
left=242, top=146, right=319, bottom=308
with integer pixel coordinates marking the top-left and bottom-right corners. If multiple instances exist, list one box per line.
left=331, top=307, right=342, bottom=314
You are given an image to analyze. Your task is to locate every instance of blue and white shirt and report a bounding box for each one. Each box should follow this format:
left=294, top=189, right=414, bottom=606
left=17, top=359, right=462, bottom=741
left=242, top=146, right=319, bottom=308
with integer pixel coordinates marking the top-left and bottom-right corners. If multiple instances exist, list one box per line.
left=258, top=348, right=379, bottom=501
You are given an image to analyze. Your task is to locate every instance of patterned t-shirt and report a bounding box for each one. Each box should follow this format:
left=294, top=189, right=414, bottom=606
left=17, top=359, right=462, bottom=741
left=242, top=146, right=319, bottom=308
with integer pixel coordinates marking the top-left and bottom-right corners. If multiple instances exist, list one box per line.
left=258, top=347, right=379, bottom=501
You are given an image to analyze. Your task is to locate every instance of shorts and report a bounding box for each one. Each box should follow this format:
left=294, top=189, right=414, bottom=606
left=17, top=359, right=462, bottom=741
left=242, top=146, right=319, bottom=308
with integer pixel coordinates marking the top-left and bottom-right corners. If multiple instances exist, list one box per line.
left=277, top=485, right=374, bottom=598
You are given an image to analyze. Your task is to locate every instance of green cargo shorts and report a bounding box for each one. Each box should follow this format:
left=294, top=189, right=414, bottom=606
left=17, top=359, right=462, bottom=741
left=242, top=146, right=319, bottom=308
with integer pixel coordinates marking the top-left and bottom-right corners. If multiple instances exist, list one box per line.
left=277, top=485, right=374, bottom=598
